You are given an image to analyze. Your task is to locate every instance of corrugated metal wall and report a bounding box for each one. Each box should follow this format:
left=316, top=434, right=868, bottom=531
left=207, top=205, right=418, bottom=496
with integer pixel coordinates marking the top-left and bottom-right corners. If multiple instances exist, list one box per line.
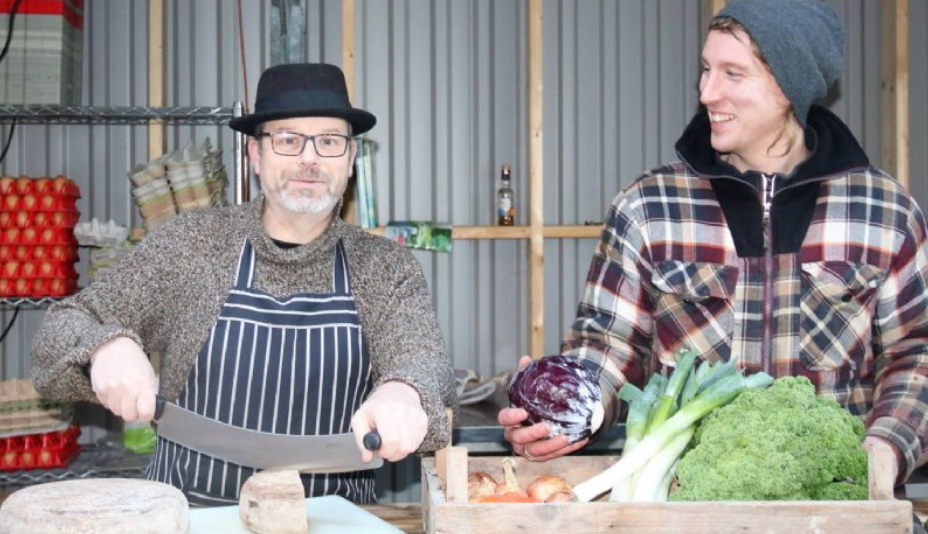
left=540, top=0, right=706, bottom=354
left=0, top=0, right=925, bottom=502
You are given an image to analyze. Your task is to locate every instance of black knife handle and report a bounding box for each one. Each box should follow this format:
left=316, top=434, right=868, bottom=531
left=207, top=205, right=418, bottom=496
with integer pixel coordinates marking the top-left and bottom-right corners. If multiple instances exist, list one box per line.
left=362, top=430, right=382, bottom=451
left=153, top=395, right=166, bottom=422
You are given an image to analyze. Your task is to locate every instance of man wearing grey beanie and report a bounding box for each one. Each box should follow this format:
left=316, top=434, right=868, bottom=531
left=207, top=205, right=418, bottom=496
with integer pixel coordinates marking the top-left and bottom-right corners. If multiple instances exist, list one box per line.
left=501, top=0, right=928, bottom=512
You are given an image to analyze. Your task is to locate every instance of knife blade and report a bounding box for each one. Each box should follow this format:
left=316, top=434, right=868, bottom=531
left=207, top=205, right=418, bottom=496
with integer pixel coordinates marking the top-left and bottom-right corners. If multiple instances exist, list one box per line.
left=152, top=396, right=383, bottom=474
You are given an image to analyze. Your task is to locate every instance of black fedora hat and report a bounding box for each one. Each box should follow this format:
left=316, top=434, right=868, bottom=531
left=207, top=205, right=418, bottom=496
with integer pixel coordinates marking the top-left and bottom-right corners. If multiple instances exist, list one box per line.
left=229, top=63, right=376, bottom=136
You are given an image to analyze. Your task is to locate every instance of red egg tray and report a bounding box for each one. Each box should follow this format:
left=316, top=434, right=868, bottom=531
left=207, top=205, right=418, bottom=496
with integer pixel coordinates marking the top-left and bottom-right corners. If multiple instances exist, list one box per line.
left=0, top=177, right=82, bottom=298
left=0, top=209, right=80, bottom=229
left=0, top=176, right=81, bottom=199
left=0, top=424, right=81, bottom=471
left=0, top=276, right=78, bottom=298
left=0, top=244, right=78, bottom=263
left=0, top=227, right=78, bottom=246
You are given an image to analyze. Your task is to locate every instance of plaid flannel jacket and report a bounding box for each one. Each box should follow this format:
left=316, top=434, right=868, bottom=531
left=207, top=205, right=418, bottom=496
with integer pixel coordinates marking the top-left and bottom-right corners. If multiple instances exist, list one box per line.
left=563, top=107, right=928, bottom=479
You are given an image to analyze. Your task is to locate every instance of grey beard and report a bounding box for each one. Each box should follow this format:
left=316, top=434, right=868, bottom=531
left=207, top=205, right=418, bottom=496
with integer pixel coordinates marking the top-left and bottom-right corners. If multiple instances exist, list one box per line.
left=276, top=188, right=337, bottom=215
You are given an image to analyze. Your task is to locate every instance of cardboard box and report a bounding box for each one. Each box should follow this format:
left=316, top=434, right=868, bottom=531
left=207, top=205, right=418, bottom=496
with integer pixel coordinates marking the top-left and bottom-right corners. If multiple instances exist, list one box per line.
left=0, top=0, right=84, bottom=105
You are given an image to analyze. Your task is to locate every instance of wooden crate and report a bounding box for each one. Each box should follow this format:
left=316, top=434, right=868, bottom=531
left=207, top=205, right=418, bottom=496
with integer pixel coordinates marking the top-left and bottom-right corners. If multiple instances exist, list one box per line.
left=421, top=444, right=913, bottom=534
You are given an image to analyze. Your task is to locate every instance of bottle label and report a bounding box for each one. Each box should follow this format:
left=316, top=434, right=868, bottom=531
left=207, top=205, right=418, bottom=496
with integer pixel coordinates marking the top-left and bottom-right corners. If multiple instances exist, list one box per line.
left=497, top=198, right=512, bottom=217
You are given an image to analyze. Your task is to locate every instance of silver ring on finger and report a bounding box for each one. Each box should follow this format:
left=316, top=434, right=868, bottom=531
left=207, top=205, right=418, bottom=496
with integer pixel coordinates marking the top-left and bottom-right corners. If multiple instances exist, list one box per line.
left=522, top=446, right=534, bottom=461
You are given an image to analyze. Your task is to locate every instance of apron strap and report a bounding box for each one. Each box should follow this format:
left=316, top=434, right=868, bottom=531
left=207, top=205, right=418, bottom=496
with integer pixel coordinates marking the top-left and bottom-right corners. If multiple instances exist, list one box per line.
left=332, top=240, right=352, bottom=295
left=234, top=238, right=256, bottom=289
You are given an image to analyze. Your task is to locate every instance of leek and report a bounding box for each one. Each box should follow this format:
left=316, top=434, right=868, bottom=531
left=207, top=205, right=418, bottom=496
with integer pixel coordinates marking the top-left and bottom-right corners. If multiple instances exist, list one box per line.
left=571, top=359, right=774, bottom=503
left=609, top=375, right=661, bottom=501
left=632, top=426, right=694, bottom=501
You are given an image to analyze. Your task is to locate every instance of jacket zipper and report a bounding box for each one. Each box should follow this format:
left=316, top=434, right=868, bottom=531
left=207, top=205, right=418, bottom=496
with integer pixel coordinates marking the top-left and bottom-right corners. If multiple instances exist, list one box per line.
left=691, top=165, right=868, bottom=374
left=761, top=173, right=776, bottom=375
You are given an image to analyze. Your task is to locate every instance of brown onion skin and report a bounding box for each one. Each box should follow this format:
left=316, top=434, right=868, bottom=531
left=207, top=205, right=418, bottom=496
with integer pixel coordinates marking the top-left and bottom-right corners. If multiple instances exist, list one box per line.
left=473, top=458, right=539, bottom=504
left=467, top=471, right=499, bottom=502
left=526, top=475, right=573, bottom=503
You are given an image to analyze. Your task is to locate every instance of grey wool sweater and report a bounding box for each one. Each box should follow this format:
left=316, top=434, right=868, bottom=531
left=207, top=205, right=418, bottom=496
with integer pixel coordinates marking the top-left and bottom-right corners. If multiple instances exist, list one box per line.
left=31, top=195, right=456, bottom=452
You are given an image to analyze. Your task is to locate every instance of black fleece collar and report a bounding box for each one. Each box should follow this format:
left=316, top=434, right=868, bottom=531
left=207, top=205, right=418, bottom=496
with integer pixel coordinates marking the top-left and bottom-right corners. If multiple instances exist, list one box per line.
left=674, top=105, right=870, bottom=257
left=676, top=104, right=869, bottom=182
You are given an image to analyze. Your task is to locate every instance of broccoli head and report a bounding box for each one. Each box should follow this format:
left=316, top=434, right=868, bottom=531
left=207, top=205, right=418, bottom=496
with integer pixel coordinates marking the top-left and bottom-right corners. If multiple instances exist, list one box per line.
left=670, top=375, right=868, bottom=501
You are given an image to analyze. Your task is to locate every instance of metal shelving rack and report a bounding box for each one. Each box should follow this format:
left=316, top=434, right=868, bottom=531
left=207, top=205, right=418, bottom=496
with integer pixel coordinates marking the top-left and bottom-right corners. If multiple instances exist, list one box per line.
left=0, top=105, right=235, bottom=125
left=0, top=441, right=150, bottom=488
left=0, top=103, right=249, bottom=310
left=0, top=297, right=66, bottom=310
left=0, top=103, right=248, bottom=202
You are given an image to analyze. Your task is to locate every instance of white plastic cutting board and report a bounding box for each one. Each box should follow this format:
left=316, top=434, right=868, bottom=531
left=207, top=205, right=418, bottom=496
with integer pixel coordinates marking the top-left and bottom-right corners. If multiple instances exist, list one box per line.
left=188, top=495, right=403, bottom=534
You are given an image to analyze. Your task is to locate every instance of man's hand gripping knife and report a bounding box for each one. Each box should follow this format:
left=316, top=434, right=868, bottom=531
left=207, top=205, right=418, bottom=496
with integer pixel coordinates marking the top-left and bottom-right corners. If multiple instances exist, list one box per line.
left=351, top=381, right=428, bottom=463
left=89, top=336, right=158, bottom=422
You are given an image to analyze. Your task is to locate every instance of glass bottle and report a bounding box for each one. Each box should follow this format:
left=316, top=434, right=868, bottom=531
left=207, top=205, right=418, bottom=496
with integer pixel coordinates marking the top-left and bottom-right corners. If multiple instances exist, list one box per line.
left=497, top=164, right=515, bottom=226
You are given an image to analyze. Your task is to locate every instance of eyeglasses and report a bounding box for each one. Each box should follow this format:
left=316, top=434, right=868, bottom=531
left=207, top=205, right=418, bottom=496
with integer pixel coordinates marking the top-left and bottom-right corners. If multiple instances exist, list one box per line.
left=256, top=132, right=351, bottom=157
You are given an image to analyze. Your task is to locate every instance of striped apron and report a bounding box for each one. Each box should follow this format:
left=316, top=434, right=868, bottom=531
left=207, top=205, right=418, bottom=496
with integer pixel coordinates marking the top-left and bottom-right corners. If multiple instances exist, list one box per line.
left=148, top=238, right=376, bottom=505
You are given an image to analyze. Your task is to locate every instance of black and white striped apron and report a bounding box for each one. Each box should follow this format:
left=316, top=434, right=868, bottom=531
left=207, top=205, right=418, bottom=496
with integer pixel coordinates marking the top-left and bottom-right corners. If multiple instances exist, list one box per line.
left=148, top=238, right=375, bottom=505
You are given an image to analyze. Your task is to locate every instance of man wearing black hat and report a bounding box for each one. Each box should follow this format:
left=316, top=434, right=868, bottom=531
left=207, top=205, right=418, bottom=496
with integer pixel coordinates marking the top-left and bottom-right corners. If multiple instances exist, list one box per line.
left=501, top=0, right=928, bottom=498
left=31, top=63, right=455, bottom=505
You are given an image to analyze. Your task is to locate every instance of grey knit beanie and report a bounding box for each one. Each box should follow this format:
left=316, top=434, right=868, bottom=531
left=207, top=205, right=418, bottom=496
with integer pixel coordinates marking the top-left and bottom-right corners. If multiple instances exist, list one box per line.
left=715, top=0, right=845, bottom=126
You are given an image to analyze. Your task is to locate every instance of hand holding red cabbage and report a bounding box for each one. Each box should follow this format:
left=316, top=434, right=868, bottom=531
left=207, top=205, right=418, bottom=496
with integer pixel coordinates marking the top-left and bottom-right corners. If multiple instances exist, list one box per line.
left=507, top=356, right=605, bottom=443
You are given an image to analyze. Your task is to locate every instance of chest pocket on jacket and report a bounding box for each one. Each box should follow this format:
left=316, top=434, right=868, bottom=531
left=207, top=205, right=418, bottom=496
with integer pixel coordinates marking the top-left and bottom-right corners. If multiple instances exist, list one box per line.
left=799, top=261, right=884, bottom=372
left=651, top=261, right=738, bottom=367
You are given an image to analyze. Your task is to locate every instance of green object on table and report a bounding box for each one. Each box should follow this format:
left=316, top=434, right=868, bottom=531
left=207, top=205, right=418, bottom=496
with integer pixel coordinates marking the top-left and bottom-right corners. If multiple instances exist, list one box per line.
left=123, top=423, right=156, bottom=454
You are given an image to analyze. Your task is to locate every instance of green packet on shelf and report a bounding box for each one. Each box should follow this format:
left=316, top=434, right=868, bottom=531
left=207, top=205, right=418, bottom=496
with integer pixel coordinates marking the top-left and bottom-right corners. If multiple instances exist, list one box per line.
left=384, top=221, right=452, bottom=253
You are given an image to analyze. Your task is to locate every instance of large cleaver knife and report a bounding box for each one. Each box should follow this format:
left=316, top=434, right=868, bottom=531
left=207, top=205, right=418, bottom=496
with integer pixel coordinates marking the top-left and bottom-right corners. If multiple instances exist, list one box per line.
left=152, top=396, right=383, bottom=473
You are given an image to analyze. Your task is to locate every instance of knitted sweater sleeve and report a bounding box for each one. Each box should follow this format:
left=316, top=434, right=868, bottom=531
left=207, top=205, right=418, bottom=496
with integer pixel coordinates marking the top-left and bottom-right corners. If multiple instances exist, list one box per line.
left=346, top=233, right=455, bottom=453
left=29, top=215, right=204, bottom=402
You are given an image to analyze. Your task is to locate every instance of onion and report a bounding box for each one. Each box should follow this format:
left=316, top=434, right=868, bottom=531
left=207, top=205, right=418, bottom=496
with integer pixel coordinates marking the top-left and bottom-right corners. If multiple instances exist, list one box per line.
left=475, top=458, right=539, bottom=503
left=526, top=475, right=573, bottom=503
left=467, top=471, right=498, bottom=503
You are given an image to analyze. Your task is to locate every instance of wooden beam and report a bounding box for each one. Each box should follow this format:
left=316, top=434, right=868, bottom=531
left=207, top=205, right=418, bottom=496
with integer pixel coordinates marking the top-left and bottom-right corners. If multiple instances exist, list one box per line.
left=528, top=0, right=544, bottom=359
left=867, top=440, right=896, bottom=501
left=881, top=0, right=909, bottom=188
left=543, top=225, right=601, bottom=239
left=703, top=0, right=726, bottom=21
left=342, top=0, right=357, bottom=224
left=342, top=0, right=356, bottom=99
left=435, top=446, right=468, bottom=504
left=701, top=0, right=726, bottom=40
left=148, top=0, right=165, bottom=161
left=136, top=225, right=602, bottom=243
left=448, top=225, right=600, bottom=240
left=146, top=0, right=165, bottom=373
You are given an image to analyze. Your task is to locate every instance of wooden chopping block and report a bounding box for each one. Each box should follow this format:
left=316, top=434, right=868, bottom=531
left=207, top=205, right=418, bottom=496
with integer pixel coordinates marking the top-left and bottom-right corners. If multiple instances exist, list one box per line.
left=0, top=478, right=189, bottom=534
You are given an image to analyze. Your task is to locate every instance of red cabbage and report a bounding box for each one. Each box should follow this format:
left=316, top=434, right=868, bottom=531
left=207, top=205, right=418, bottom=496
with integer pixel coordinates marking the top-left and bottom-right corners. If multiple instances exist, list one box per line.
left=507, top=356, right=604, bottom=443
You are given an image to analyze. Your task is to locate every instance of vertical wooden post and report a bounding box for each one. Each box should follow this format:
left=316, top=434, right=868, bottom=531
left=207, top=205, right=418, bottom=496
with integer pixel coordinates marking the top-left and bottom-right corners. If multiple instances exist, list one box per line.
left=866, top=440, right=896, bottom=501
left=702, top=0, right=726, bottom=37
left=147, top=0, right=165, bottom=372
left=702, top=0, right=726, bottom=21
left=342, top=0, right=357, bottom=224
left=342, top=0, right=356, bottom=99
left=881, top=0, right=909, bottom=188
left=435, top=446, right=469, bottom=503
left=528, top=0, right=544, bottom=358
left=148, top=0, right=165, bottom=161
